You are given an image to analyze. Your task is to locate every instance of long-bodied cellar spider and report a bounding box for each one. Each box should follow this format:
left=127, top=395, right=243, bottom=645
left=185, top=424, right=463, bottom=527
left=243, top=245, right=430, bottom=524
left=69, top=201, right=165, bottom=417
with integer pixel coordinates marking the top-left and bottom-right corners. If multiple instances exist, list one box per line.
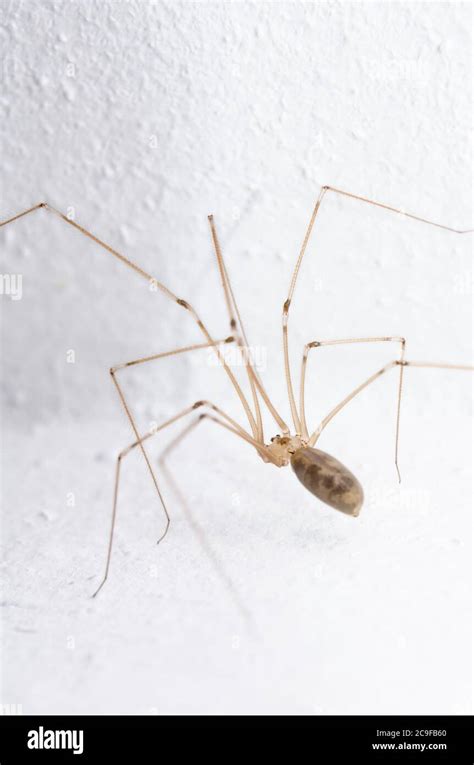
left=1, top=185, right=472, bottom=596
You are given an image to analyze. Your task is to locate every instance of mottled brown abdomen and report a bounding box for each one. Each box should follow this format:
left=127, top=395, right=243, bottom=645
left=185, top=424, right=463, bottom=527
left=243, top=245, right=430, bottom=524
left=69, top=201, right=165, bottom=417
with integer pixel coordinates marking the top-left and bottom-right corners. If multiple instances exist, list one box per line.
left=291, top=446, right=363, bottom=516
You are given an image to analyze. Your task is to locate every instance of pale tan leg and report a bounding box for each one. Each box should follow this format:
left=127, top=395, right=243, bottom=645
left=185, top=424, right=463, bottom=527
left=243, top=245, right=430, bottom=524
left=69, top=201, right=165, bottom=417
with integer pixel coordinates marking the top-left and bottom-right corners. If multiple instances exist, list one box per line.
left=308, top=360, right=474, bottom=475
left=208, top=215, right=289, bottom=437
left=299, top=335, right=406, bottom=478
left=282, top=185, right=473, bottom=434
left=92, top=416, right=179, bottom=599
left=109, top=338, right=244, bottom=555
left=0, top=202, right=264, bottom=439
left=109, top=336, right=272, bottom=552
left=208, top=215, right=263, bottom=440
left=93, top=401, right=264, bottom=597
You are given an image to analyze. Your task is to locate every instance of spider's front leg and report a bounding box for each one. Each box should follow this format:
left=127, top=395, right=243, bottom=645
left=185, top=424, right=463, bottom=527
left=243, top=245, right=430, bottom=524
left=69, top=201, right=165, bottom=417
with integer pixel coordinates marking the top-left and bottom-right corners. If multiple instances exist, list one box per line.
left=94, top=337, right=268, bottom=596
left=107, top=336, right=264, bottom=541
left=108, top=338, right=233, bottom=550
left=92, top=397, right=263, bottom=597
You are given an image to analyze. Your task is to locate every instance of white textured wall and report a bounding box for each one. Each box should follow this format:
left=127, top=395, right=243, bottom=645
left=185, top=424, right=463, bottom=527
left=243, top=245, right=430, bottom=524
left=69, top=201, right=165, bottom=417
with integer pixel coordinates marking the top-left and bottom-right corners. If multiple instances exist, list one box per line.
left=1, top=1, right=472, bottom=715
left=1, top=0, right=472, bottom=421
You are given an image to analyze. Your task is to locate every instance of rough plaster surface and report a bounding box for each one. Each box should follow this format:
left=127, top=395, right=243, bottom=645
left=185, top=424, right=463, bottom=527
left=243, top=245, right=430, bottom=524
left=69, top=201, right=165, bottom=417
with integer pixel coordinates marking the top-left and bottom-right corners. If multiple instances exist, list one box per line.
left=0, top=1, right=472, bottom=714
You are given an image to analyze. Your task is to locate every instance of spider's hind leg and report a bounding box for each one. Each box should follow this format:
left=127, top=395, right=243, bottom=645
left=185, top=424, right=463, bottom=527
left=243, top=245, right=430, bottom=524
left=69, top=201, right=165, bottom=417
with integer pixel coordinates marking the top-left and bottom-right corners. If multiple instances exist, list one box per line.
left=299, top=335, right=406, bottom=479
left=307, top=358, right=473, bottom=489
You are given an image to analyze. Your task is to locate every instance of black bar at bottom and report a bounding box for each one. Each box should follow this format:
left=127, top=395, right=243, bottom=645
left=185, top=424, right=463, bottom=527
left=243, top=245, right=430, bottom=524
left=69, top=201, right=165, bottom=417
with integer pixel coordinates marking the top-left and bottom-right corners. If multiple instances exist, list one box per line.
left=0, top=715, right=472, bottom=762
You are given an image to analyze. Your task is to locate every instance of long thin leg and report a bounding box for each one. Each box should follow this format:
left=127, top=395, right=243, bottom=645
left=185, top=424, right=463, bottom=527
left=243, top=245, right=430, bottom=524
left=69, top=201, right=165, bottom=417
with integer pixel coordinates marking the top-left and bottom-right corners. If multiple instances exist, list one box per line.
left=110, top=337, right=234, bottom=374
left=299, top=335, right=406, bottom=478
left=109, top=338, right=237, bottom=547
left=208, top=215, right=289, bottom=436
left=208, top=215, right=263, bottom=440
left=0, top=202, right=265, bottom=440
left=282, top=185, right=473, bottom=433
left=109, top=337, right=269, bottom=550
left=308, top=359, right=473, bottom=449
left=321, top=187, right=474, bottom=235
left=93, top=400, right=263, bottom=597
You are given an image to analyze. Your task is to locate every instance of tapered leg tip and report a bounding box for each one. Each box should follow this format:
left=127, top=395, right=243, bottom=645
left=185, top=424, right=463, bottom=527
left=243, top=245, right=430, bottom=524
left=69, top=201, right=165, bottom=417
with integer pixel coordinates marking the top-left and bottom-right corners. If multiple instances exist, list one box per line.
left=395, top=463, right=402, bottom=484
left=156, top=523, right=171, bottom=545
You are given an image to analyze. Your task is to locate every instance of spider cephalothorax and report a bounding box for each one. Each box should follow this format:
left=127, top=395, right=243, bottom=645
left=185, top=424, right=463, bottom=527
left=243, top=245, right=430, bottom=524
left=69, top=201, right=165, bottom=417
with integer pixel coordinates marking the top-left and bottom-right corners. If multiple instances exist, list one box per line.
left=267, top=434, right=305, bottom=466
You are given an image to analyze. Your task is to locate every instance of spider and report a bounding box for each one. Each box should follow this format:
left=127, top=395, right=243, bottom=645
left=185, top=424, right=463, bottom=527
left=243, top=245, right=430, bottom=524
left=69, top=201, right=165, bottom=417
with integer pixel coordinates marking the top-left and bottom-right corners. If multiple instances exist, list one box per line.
left=1, top=185, right=472, bottom=596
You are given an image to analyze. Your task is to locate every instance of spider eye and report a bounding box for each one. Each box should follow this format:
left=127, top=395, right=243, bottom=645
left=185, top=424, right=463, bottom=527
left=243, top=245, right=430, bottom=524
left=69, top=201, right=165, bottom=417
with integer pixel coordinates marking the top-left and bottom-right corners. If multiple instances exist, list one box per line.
left=290, top=447, right=363, bottom=517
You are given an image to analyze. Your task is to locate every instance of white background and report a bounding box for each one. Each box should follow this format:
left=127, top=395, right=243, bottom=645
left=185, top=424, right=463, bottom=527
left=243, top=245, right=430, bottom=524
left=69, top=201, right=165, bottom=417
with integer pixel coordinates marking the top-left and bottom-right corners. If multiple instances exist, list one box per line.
left=0, top=0, right=472, bottom=714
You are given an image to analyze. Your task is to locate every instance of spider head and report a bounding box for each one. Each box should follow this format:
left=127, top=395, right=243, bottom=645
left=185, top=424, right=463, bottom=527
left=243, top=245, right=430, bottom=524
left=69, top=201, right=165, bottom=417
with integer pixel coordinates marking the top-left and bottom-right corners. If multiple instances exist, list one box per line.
left=291, top=446, right=363, bottom=516
left=267, top=434, right=305, bottom=467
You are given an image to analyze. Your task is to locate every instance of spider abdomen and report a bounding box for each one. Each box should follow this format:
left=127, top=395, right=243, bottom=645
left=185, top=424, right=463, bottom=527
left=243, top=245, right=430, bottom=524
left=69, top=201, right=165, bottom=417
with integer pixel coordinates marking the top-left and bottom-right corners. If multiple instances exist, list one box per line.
left=290, top=446, right=363, bottom=517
